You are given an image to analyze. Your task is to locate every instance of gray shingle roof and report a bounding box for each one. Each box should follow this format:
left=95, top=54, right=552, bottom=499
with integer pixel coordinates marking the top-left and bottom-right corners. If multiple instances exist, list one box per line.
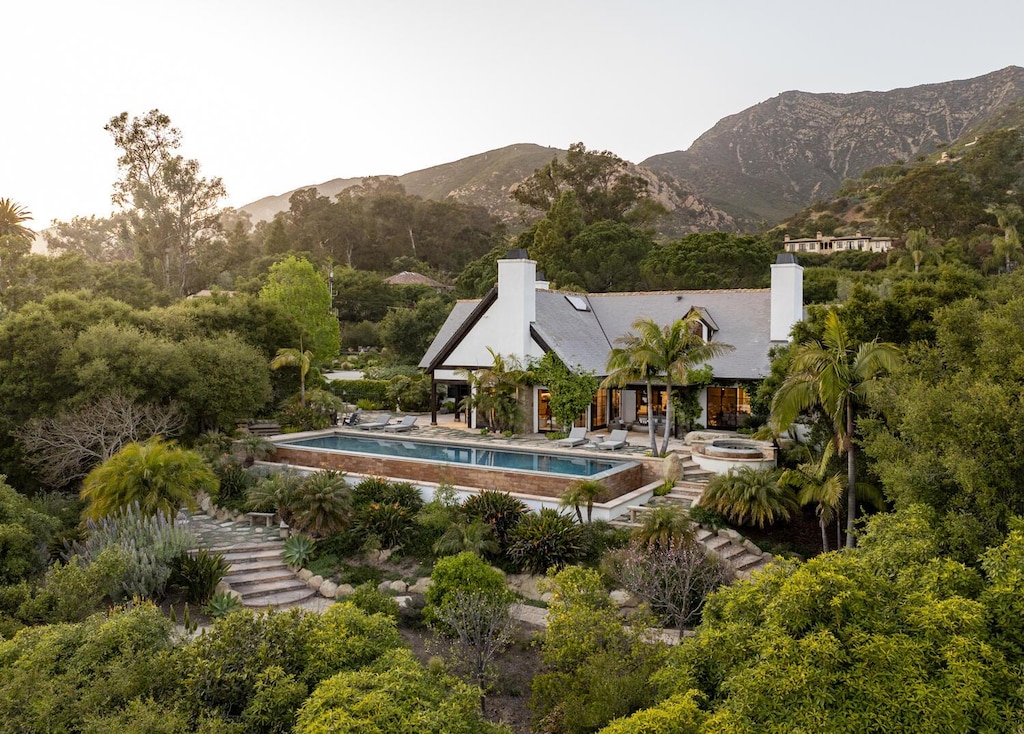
left=421, top=287, right=776, bottom=381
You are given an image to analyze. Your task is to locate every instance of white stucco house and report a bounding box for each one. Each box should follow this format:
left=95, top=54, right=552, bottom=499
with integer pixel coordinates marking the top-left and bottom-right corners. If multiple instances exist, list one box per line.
left=419, top=249, right=803, bottom=434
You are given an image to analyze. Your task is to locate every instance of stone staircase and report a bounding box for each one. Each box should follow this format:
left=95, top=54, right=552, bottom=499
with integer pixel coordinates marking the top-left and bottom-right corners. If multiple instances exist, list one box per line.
left=186, top=513, right=317, bottom=610
left=612, top=450, right=774, bottom=579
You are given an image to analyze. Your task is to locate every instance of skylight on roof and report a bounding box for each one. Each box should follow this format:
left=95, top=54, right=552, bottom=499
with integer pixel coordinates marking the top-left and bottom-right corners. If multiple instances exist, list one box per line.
left=564, top=295, right=590, bottom=312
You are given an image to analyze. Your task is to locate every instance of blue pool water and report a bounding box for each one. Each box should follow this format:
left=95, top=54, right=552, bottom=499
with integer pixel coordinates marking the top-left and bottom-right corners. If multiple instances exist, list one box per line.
left=280, top=433, right=626, bottom=478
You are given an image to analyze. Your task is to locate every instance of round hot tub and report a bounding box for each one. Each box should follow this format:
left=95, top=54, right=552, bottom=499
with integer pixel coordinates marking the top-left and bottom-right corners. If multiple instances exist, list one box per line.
left=702, top=439, right=764, bottom=460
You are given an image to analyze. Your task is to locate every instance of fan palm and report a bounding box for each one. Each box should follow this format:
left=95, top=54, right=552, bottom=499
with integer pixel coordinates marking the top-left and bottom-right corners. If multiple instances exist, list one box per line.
left=771, top=309, right=901, bottom=548
left=433, top=518, right=500, bottom=558
left=292, top=469, right=352, bottom=537
left=81, top=437, right=217, bottom=520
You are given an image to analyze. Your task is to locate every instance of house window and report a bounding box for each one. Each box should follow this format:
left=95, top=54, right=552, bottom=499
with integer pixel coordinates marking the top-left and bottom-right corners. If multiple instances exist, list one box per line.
left=707, top=387, right=750, bottom=428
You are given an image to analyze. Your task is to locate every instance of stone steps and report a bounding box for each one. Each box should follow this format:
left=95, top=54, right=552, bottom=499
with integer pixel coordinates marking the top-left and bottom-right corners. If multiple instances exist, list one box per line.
left=187, top=513, right=321, bottom=612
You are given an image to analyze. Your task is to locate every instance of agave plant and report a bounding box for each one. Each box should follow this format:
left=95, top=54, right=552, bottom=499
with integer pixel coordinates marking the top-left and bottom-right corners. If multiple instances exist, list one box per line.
left=205, top=590, right=243, bottom=618
left=282, top=534, right=315, bottom=568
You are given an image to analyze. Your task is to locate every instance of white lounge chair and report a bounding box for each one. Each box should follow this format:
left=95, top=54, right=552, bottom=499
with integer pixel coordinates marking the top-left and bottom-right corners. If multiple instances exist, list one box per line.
left=357, top=413, right=392, bottom=430
left=382, top=415, right=417, bottom=433
left=597, top=429, right=629, bottom=450
left=555, top=426, right=588, bottom=447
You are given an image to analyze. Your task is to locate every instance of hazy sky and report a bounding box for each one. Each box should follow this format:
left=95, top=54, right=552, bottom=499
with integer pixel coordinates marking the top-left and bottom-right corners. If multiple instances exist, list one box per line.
left=6, top=0, right=1023, bottom=229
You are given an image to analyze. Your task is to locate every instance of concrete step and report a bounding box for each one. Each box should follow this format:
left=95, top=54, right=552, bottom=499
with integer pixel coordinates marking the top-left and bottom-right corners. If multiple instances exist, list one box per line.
left=242, top=587, right=317, bottom=608
left=234, top=577, right=311, bottom=598
left=703, top=535, right=732, bottom=552
left=228, top=557, right=290, bottom=574
left=226, top=567, right=297, bottom=585
left=220, top=547, right=286, bottom=563
left=715, top=543, right=746, bottom=561
left=732, top=553, right=768, bottom=572
left=675, top=480, right=708, bottom=491
left=696, top=528, right=714, bottom=542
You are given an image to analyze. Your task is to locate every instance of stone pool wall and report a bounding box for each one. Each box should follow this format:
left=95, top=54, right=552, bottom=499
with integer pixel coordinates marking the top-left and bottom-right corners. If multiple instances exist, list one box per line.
left=272, top=446, right=645, bottom=500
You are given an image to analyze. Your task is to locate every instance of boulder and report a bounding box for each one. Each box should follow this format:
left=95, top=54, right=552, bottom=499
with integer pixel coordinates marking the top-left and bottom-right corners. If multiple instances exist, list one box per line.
left=308, top=575, right=324, bottom=591
left=388, top=580, right=408, bottom=594
left=662, top=452, right=683, bottom=481
left=319, top=580, right=338, bottom=599
left=609, top=589, right=637, bottom=608
left=408, top=577, right=432, bottom=595
left=336, top=583, right=355, bottom=598
left=298, top=569, right=313, bottom=581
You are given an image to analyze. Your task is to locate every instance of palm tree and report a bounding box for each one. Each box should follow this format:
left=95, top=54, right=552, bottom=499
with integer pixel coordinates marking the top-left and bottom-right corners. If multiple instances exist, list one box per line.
left=642, top=315, right=734, bottom=456
left=701, top=467, right=798, bottom=529
left=0, top=199, right=34, bottom=240
left=458, top=348, right=524, bottom=433
left=433, top=518, right=500, bottom=558
left=901, top=227, right=941, bottom=273
left=559, top=479, right=606, bottom=523
left=778, top=444, right=844, bottom=552
left=771, top=309, right=901, bottom=548
left=604, top=315, right=732, bottom=455
left=989, top=204, right=1023, bottom=273
left=270, top=346, right=313, bottom=405
left=633, top=505, right=693, bottom=549
left=81, top=437, right=217, bottom=520
left=291, top=469, right=352, bottom=537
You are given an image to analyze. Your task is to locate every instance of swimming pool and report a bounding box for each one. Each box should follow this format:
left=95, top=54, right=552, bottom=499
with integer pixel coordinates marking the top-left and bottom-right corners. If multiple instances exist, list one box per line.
left=271, top=430, right=645, bottom=500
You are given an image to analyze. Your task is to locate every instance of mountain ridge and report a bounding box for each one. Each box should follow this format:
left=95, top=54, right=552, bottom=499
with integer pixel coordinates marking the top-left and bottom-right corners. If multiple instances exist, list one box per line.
left=240, top=66, right=1024, bottom=235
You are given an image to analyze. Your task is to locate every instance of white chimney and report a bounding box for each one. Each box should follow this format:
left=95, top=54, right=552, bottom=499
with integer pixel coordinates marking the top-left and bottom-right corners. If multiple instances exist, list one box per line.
left=770, top=253, right=803, bottom=341
left=496, top=249, right=536, bottom=359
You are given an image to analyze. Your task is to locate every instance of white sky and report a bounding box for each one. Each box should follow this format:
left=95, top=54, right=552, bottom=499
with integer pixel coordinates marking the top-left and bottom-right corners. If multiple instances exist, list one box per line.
left=6, top=0, right=1023, bottom=229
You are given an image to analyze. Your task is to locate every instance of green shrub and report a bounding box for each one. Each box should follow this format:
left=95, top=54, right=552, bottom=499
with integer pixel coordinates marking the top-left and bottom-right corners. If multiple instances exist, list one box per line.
left=282, top=535, right=315, bottom=569
left=346, top=581, right=400, bottom=621
left=246, top=470, right=302, bottom=516
left=688, top=504, right=726, bottom=529
left=425, top=551, right=507, bottom=627
left=0, top=477, right=62, bottom=583
left=294, top=648, right=496, bottom=734
left=507, top=509, right=585, bottom=574
left=326, top=379, right=390, bottom=409
left=301, top=602, right=405, bottom=685
left=460, top=490, right=528, bottom=547
left=700, top=467, right=796, bottom=528
left=356, top=501, right=415, bottom=549
left=212, top=458, right=255, bottom=512
left=15, top=547, right=129, bottom=624
left=351, top=476, right=392, bottom=508
left=240, top=665, right=307, bottom=734
left=337, top=563, right=382, bottom=587
left=171, top=549, right=230, bottom=604
left=579, top=520, right=631, bottom=562
left=597, top=691, right=707, bottom=734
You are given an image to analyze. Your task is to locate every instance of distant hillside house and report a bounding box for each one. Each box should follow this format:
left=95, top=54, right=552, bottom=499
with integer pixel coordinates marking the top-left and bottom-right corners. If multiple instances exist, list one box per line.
left=383, top=271, right=450, bottom=289
left=784, top=231, right=892, bottom=255
left=419, top=251, right=804, bottom=433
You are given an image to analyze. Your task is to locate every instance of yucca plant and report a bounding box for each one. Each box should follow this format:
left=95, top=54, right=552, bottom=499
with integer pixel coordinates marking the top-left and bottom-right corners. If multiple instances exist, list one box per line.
left=506, top=508, right=584, bottom=574
left=282, top=534, right=315, bottom=569
left=171, top=549, right=230, bottom=604
left=460, top=490, right=528, bottom=547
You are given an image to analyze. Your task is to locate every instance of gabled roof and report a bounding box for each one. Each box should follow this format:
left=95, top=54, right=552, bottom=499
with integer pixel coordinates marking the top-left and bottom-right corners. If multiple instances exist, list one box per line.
left=422, top=285, right=775, bottom=380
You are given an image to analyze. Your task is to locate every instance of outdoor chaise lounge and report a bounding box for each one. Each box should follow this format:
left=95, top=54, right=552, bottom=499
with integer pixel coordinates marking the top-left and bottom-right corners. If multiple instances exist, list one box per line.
left=357, top=413, right=392, bottom=430
left=554, top=426, right=588, bottom=447
left=382, top=415, right=418, bottom=433
left=597, top=429, right=629, bottom=450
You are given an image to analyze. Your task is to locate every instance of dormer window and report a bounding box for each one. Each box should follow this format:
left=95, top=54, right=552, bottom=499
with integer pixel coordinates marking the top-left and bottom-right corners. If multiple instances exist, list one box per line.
left=686, top=306, right=718, bottom=341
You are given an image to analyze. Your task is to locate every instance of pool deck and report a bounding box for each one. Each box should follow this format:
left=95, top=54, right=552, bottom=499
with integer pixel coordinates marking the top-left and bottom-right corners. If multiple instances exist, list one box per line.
left=404, top=411, right=689, bottom=457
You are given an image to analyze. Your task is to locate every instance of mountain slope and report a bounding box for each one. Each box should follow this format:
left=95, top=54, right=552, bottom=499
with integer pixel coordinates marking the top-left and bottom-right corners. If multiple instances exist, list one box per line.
left=642, top=66, right=1024, bottom=228
left=240, top=144, right=736, bottom=235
